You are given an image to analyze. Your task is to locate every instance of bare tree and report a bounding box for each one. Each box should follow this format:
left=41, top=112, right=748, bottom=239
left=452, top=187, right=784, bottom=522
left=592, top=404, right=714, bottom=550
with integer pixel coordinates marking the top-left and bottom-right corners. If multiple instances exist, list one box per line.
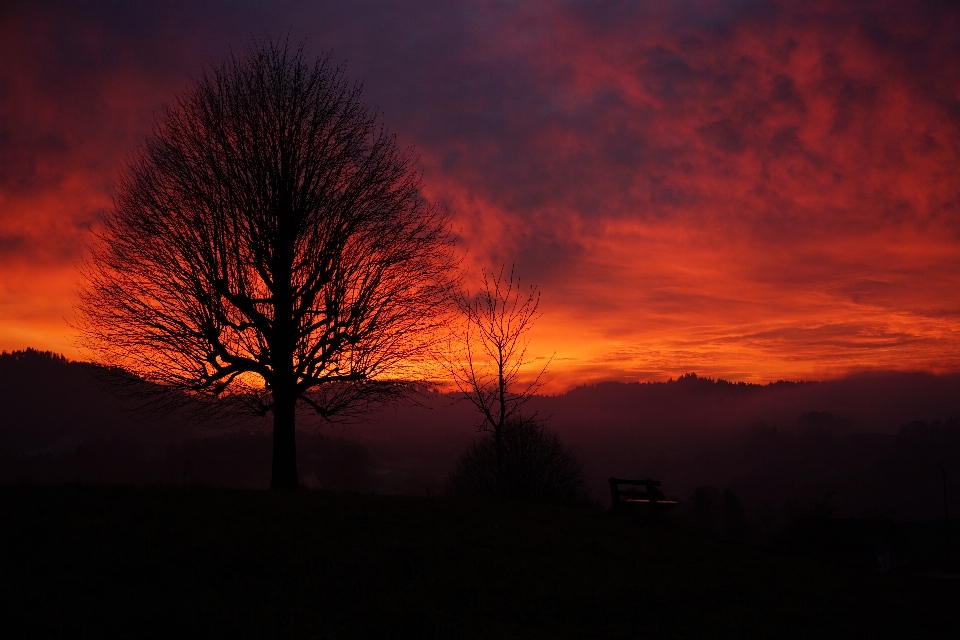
left=446, top=267, right=550, bottom=499
left=76, top=39, right=456, bottom=489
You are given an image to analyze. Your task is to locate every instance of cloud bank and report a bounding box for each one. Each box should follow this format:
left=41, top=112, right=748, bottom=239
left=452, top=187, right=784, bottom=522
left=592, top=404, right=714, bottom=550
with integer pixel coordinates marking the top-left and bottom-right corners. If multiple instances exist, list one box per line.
left=1, top=0, right=959, bottom=387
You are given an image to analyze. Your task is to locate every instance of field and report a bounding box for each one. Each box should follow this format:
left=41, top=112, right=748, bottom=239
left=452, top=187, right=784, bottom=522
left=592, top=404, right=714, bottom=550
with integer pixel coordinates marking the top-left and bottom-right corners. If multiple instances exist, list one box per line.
left=2, top=484, right=958, bottom=638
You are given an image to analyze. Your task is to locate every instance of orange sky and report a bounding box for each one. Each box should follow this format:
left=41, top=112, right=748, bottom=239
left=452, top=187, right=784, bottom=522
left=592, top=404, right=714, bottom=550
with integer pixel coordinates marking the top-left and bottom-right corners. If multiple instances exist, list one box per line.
left=2, top=1, right=959, bottom=392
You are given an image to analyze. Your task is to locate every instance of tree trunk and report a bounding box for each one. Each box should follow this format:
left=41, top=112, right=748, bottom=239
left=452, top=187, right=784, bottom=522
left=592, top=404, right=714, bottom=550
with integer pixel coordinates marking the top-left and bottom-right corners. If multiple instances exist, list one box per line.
left=495, top=426, right=504, bottom=500
left=271, top=384, right=299, bottom=489
left=270, top=211, right=298, bottom=490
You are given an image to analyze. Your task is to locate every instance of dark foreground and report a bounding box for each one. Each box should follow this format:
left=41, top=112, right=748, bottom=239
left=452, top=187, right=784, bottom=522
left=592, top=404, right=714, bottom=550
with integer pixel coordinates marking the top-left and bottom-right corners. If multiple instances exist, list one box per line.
left=2, top=485, right=957, bottom=639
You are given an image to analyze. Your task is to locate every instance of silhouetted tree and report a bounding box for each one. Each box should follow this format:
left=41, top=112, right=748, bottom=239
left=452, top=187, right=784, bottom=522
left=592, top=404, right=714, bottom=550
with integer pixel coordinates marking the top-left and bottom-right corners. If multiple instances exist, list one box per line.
left=446, top=267, right=550, bottom=499
left=77, top=39, right=455, bottom=489
left=447, top=417, right=587, bottom=505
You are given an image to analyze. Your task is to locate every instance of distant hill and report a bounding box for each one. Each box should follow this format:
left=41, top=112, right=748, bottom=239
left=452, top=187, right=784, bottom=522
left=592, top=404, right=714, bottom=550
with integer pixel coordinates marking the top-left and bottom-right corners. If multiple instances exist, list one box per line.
left=0, top=348, right=198, bottom=453
left=3, top=350, right=960, bottom=519
left=523, top=373, right=960, bottom=519
left=346, top=371, right=960, bottom=519
left=0, top=349, right=374, bottom=491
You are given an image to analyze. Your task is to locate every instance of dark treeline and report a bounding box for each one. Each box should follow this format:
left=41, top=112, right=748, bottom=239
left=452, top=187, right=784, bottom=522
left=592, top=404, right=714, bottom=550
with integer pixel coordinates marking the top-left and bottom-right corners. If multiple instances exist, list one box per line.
left=3, top=352, right=959, bottom=521
left=526, top=374, right=960, bottom=521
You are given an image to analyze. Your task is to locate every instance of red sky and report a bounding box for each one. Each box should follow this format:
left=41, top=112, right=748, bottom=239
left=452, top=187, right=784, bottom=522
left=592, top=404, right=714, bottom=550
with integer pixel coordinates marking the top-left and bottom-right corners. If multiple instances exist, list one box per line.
left=2, top=0, right=959, bottom=391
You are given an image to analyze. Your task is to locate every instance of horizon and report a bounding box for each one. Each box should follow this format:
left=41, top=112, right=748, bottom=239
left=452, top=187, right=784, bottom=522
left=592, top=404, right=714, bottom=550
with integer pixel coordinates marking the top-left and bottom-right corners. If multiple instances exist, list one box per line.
left=3, top=1, right=960, bottom=390
left=7, top=346, right=960, bottom=398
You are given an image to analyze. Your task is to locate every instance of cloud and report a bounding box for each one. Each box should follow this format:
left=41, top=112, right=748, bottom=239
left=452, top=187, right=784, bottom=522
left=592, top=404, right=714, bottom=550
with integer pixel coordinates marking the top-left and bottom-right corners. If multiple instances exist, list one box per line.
left=1, top=0, right=959, bottom=387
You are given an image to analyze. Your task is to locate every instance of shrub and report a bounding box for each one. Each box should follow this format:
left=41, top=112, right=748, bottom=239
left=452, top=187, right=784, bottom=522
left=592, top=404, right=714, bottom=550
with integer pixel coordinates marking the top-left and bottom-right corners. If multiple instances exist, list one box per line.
left=447, top=419, right=588, bottom=506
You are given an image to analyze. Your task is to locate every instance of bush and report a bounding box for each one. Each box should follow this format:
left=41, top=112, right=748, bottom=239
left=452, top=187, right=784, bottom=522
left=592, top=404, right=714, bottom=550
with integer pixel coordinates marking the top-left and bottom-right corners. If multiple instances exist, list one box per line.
left=447, top=419, right=589, bottom=506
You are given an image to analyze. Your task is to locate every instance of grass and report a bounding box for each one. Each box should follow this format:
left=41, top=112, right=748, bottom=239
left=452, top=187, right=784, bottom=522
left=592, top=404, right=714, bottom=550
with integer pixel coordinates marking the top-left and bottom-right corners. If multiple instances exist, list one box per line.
left=2, top=484, right=958, bottom=638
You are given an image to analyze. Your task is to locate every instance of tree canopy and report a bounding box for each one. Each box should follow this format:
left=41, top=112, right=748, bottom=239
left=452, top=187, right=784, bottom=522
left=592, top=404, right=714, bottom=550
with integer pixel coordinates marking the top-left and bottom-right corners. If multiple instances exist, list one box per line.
left=77, top=39, right=456, bottom=488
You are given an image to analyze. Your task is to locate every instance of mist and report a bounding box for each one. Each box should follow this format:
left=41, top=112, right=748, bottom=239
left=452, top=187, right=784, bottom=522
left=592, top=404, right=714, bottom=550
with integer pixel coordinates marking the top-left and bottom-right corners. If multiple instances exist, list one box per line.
left=3, top=350, right=959, bottom=522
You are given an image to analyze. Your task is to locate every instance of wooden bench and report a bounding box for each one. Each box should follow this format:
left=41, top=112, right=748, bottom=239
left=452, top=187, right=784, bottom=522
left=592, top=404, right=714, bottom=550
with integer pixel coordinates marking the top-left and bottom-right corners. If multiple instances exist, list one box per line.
left=608, top=477, right=680, bottom=513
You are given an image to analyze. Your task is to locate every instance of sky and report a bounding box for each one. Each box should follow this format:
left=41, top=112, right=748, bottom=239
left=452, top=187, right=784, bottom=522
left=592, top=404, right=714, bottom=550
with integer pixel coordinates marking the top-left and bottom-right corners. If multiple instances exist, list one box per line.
left=1, top=0, right=959, bottom=391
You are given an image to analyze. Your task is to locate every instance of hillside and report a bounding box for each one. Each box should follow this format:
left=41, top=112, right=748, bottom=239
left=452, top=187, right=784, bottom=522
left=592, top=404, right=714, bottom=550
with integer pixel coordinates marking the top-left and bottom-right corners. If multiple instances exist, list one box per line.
left=3, top=350, right=960, bottom=518
left=352, top=373, right=960, bottom=519
left=2, top=484, right=958, bottom=638
left=0, top=350, right=376, bottom=491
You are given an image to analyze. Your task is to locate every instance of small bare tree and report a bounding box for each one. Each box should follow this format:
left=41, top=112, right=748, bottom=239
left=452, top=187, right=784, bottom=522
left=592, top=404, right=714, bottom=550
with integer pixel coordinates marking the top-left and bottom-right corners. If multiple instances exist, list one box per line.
left=76, top=39, right=455, bottom=489
left=447, top=267, right=550, bottom=499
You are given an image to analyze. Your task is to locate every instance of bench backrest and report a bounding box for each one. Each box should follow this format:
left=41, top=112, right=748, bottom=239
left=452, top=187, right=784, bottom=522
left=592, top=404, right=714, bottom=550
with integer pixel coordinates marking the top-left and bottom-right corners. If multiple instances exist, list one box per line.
left=609, top=477, right=664, bottom=508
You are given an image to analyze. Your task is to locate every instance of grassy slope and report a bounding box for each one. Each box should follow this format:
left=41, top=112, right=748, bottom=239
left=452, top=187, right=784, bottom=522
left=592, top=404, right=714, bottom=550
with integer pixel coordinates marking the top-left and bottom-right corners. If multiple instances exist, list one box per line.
left=1, top=485, right=957, bottom=639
